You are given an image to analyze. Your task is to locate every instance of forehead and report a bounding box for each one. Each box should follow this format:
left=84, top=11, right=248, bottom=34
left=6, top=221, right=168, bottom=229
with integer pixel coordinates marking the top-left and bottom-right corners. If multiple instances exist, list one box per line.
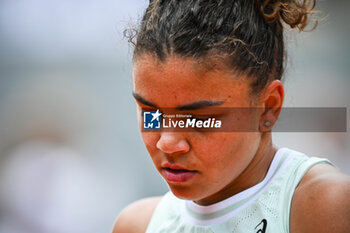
left=133, top=54, right=252, bottom=107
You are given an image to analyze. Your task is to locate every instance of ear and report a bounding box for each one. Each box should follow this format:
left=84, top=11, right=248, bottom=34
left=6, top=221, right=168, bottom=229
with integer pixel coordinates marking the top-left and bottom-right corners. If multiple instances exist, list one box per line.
left=259, top=80, right=284, bottom=132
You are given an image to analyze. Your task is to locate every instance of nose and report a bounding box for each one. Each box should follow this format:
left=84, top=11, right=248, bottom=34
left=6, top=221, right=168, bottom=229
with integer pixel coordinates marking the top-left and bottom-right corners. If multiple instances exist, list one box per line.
left=156, top=132, right=190, bottom=154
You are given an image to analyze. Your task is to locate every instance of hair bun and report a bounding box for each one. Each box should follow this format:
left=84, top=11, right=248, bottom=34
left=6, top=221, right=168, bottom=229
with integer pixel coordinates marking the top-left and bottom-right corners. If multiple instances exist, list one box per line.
left=256, top=0, right=317, bottom=31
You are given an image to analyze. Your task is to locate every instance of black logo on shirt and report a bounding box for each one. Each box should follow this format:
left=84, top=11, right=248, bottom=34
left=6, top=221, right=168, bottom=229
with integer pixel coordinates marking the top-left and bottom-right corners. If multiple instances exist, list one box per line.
left=255, top=219, right=267, bottom=233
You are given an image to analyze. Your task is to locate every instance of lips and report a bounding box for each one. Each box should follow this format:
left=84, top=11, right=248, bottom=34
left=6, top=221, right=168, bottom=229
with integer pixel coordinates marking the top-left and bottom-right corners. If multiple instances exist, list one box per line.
left=161, top=163, right=197, bottom=183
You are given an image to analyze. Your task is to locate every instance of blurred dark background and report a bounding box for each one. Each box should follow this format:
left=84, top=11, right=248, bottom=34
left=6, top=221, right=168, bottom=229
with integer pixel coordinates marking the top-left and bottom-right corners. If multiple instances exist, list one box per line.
left=0, top=0, right=349, bottom=232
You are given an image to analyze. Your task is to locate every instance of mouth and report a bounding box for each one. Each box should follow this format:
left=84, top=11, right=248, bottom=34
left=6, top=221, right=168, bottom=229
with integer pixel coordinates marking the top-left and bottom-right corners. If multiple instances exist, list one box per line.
left=161, top=164, right=197, bottom=183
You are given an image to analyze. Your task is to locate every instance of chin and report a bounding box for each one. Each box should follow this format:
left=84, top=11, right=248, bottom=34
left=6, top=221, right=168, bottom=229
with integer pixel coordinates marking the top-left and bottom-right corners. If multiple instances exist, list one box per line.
left=168, top=184, right=204, bottom=201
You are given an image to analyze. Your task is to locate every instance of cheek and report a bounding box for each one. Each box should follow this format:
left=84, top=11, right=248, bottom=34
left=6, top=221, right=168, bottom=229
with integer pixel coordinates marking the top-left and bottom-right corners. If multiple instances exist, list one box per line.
left=195, top=132, right=260, bottom=176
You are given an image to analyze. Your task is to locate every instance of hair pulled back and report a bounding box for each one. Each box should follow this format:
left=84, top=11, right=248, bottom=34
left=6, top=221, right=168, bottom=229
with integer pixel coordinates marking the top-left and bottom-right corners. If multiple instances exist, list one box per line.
left=130, top=0, right=317, bottom=93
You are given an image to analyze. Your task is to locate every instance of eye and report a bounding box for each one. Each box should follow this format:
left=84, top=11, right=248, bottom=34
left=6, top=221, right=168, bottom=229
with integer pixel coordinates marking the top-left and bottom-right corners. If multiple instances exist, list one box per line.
left=186, top=114, right=224, bottom=133
left=140, top=107, right=158, bottom=114
left=187, top=116, right=212, bottom=133
left=190, top=116, right=210, bottom=122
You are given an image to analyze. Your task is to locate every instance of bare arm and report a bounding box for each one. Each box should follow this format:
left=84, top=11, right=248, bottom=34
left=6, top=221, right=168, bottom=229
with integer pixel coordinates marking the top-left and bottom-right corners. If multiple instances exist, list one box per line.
left=112, top=196, right=162, bottom=233
left=290, top=164, right=350, bottom=233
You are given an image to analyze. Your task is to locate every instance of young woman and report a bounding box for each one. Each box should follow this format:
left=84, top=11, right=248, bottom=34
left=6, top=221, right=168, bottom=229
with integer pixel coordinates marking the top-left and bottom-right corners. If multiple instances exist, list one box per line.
left=114, top=0, right=350, bottom=232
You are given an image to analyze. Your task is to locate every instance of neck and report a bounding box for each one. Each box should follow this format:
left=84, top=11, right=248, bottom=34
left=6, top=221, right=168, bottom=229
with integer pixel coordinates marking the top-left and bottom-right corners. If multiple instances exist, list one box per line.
left=195, top=133, right=276, bottom=206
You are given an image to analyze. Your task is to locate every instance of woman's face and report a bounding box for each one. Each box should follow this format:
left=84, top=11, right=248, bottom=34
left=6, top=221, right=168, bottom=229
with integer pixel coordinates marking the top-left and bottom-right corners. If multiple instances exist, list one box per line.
left=133, top=54, right=264, bottom=205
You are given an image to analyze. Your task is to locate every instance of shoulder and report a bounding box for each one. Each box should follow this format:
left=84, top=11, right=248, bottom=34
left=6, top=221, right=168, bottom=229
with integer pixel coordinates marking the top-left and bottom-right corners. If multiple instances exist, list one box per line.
left=112, top=196, right=163, bottom=233
left=290, top=163, right=350, bottom=233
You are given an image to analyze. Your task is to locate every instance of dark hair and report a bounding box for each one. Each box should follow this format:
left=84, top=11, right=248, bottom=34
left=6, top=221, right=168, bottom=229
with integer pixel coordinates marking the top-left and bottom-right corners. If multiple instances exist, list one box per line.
left=128, top=0, right=317, bottom=94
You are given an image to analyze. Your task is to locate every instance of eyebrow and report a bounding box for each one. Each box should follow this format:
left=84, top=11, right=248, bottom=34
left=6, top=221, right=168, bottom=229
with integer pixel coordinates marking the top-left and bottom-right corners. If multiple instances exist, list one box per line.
left=176, top=100, right=224, bottom=110
left=132, top=92, right=224, bottom=110
left=132, top=92, right=159, bottom=108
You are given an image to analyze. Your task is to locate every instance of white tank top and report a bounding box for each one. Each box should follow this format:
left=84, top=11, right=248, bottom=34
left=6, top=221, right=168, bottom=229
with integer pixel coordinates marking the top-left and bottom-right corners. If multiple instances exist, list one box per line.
left=145, top=147, right=333, bottom=233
